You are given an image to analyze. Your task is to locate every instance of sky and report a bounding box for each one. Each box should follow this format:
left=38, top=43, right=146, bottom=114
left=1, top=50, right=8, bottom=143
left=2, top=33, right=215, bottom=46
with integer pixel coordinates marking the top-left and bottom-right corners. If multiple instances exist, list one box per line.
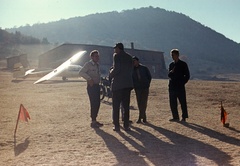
left=1, top=0, right=240, bottom=43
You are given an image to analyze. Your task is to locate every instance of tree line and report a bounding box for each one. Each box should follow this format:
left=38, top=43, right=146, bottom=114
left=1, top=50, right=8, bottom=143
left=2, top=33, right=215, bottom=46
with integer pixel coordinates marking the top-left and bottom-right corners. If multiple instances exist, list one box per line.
left=0, top=28, right=49, bottom=59
left=0, top=28, right=49, bottom=45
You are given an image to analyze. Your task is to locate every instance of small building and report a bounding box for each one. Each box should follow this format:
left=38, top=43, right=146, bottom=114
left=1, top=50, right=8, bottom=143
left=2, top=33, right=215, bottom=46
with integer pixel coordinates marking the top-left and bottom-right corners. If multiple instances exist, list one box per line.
left=6, top=54, right=29, bottom=70
left=38, top=43, right=167, bottom=79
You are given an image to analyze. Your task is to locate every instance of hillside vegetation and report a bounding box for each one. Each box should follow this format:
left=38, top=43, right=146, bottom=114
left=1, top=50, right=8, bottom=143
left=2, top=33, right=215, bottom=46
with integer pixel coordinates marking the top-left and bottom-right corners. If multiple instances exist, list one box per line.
left=0, top=29, right=49, bottom=59
left=4, top=7, right=240, bottom=79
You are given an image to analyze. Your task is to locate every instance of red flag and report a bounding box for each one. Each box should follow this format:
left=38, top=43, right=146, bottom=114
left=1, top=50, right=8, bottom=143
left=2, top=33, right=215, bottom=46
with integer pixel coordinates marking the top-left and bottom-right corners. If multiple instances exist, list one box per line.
left=18, top=104, right=30, bottom=122
left=14, top=104, right=30, bottom=137
left=220, top=102, right=227, bottom=125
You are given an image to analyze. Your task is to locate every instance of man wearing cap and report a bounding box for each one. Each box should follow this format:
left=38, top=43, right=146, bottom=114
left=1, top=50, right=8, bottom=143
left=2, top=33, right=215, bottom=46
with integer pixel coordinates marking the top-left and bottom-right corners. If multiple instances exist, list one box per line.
left=109, top=43, right=133, bottom=131
left=132, top=56, right=152, bottom=123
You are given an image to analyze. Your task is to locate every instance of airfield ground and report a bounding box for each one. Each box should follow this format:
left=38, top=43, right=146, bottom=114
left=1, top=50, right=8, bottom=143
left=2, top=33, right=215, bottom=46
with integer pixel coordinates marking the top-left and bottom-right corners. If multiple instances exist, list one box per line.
left=0, top=70, right=240, bottom=166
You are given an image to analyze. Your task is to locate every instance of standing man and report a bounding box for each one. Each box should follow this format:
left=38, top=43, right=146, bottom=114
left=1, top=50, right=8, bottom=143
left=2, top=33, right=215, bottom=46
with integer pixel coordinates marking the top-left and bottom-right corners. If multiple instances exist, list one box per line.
left=109, top=43, right=133, bottom=131
left=132, top=56, right=152, bottom=124
left=168, top=49, right=190, bottom=122
left=79, top=50, right=103, bottom=128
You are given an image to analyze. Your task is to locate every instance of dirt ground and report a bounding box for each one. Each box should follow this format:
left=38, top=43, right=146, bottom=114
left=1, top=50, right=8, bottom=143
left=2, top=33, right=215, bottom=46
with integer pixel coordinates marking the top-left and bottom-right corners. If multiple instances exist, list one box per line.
left=0, top=70, right=240, bottom=166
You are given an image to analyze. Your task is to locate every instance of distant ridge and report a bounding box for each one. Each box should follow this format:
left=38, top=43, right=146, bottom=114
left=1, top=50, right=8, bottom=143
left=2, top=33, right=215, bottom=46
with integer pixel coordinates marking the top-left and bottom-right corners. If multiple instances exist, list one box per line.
left=5, top=7, right=240, bottom=79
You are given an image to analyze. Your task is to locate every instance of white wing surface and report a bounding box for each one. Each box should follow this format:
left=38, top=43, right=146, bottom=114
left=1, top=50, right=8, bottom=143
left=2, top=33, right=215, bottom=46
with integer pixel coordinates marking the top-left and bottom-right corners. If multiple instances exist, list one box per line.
left=34, top=50, right=87, bottom=84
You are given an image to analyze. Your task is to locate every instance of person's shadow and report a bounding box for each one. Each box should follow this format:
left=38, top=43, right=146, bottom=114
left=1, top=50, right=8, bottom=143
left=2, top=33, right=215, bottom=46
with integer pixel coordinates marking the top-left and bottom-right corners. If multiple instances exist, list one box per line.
left=142, top=123, right=233, bottom=166
left=123, top=125, right=197, bottom=166
left=94, top=123, right=233, bottom=165
left=94, top=128, right=148, bottom=166
left=14, top=136, right=30, bottom=156
left=142, top=123, right=232, bottom=166
left=179, top=122, right=240, bottom=146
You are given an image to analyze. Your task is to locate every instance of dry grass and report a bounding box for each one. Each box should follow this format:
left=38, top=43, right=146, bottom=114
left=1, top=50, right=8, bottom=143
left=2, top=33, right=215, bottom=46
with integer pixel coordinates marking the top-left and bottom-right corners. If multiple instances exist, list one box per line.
left=0, top=70, right=239, bottom=166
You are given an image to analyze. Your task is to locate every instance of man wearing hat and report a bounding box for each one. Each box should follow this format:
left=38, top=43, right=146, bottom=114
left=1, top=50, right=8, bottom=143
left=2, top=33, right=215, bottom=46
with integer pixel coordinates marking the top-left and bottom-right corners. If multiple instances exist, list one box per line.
left=132, top=56, right=152, bottom=123
left=109, top=43, right=133, bottom=131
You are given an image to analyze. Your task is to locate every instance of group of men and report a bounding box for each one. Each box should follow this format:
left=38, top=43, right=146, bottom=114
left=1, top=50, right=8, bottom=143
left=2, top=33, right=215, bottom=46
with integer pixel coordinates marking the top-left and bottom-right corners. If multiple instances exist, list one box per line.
left=79, top=43, right=190, bottom=132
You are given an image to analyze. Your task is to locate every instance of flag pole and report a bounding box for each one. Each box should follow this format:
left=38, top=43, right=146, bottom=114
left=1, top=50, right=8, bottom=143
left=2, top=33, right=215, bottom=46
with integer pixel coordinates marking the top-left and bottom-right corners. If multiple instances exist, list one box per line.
left=14, top=104, right=22, bottom=137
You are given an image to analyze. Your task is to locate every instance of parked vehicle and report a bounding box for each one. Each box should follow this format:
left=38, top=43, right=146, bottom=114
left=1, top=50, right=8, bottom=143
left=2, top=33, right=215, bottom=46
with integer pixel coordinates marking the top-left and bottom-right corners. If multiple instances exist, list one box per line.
left=100, top=76, right=112, bottom=101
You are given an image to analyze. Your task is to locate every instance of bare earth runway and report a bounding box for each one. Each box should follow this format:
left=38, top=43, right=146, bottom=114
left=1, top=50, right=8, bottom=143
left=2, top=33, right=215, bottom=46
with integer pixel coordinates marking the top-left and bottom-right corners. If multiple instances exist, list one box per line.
left=0, top=70, right=239, bottom=166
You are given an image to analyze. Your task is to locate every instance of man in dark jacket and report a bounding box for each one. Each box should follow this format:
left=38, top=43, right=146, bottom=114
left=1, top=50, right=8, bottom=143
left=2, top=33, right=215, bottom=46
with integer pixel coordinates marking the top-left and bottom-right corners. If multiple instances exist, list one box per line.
left=109, top=43, right=133, bottom=131
left=168, top=49, right=190, bottom=122
left=132, top=56, right=152, bottom=123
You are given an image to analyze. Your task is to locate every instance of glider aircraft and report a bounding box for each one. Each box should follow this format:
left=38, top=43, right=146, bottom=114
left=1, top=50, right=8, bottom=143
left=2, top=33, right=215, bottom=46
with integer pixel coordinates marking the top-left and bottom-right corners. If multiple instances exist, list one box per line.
left=34, top=50, right=87, bottom=84
left=12, top=64, right=52, bottom=79
left=12, top=50, right=87, bottom=84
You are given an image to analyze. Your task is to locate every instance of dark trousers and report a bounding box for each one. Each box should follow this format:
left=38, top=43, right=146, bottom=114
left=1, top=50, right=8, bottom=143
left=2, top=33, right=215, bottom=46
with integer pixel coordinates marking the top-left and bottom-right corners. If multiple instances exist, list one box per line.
left=169, top=88, right=188, bottom=119
left=135, top=88, right=149, bottom=120
left=112, top=88, right=132, bottom=129
left=87, top=84, right=100, bottom=121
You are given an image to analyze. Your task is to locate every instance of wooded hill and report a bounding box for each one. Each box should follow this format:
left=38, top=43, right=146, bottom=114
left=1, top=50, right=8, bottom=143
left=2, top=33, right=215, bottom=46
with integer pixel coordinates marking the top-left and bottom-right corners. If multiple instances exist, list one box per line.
left=5, top=7, right=240, bottom=79
left=0, top=29, right=49, bottom=59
